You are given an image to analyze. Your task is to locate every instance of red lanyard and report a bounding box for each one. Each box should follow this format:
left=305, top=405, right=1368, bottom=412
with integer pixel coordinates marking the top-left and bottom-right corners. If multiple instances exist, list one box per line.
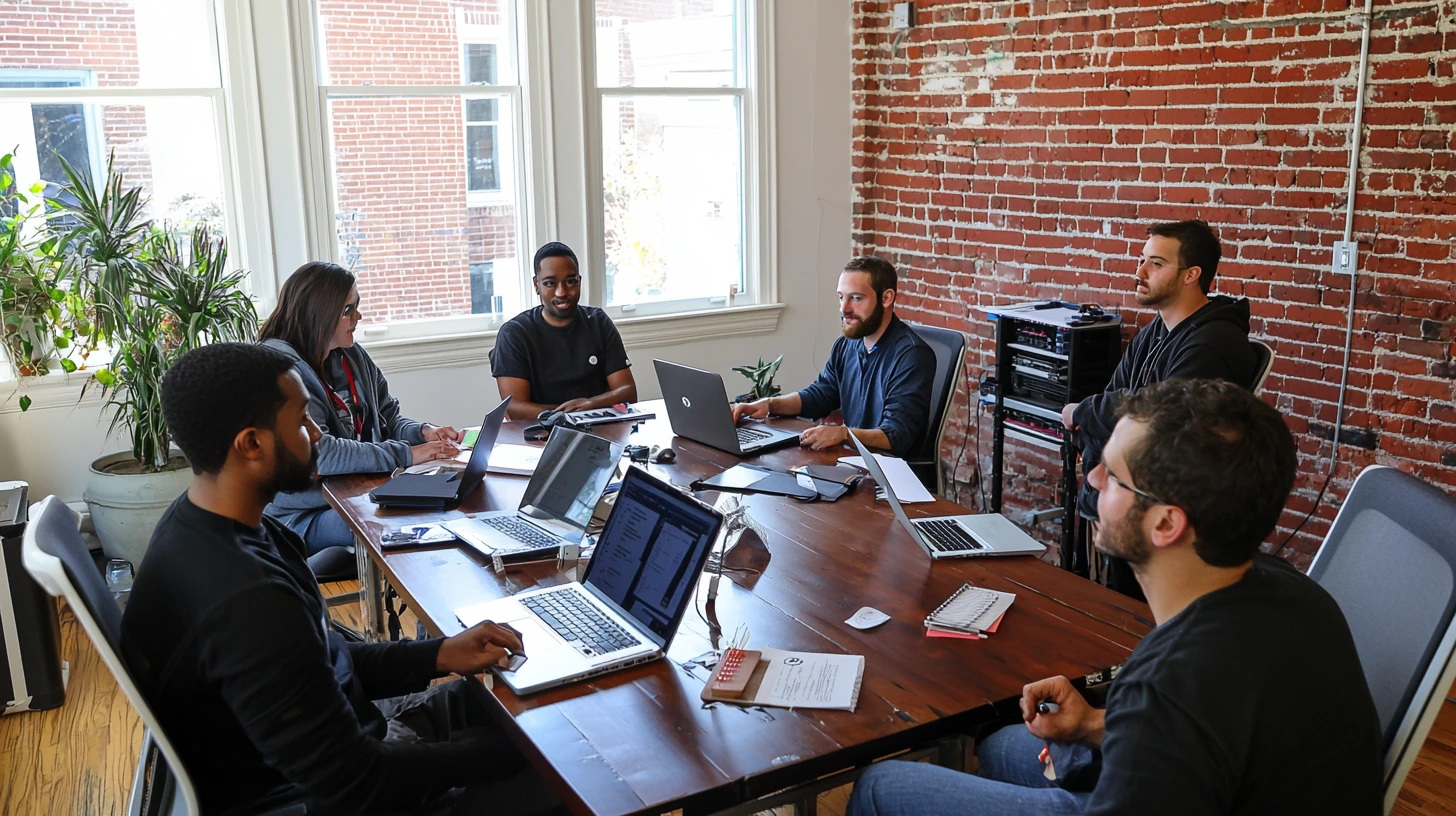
left=327, top=356, right=366, bottom=439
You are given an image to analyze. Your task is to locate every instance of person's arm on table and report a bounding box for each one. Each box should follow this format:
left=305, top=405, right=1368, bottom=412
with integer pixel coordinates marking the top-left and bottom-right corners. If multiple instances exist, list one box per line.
left=495, top=376, right=558, bottom=420
left=732, top=391, right=804, bottom=423
left=348, top=619, right=524, bottom=699
left=556, top=367, right=638, bottom=414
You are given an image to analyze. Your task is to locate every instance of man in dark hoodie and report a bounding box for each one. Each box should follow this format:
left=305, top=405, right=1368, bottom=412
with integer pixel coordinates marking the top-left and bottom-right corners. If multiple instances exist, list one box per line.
left=1061, top=220, right=1257, bottom=599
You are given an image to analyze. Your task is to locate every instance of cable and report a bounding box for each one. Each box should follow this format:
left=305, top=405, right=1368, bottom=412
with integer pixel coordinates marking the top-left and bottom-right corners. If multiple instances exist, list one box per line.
left=1272, top=466, right=1336, bottom=558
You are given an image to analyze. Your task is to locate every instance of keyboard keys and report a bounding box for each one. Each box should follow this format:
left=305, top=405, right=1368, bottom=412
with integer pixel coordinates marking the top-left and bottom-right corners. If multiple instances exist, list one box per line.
left=736, top=426, right=770, bottom=444
left=916, top=519, right=986, bottom=552
left=483, top=516, right=557, bottom=549
left=523, top=589, right=642, bottom=657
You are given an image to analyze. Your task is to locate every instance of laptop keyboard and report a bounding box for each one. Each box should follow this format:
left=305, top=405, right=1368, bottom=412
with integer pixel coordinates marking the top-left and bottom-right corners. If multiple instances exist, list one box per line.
left=481, top=516, right=557, bottom=550
left=736, top=426, right=771, bottom=445
left=521, top=588, right=643, bottom=658
left=914, top=519, right=988, bottom=553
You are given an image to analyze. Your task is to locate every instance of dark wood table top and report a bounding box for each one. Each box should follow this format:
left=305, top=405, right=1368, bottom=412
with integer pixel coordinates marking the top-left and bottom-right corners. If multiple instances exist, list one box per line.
left=323, top=400, right=1152, bottom=816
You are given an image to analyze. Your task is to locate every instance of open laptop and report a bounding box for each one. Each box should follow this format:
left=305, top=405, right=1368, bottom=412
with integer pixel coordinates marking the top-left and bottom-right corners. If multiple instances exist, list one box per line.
left=850, top=433, right=1045, bottom=559
left=653, top=359, right=800, bottom=455
left=368, top=398, right=510, bottom=509
left=443, top=427, right=624, bottom=561
left=455, top=465, right=724, bottom=694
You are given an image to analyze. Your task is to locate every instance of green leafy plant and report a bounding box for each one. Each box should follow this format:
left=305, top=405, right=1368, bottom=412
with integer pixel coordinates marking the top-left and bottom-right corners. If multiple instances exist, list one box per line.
left=53, top=153, right=258, bottom=472
left=732, top=354, right=784, bottom=402
left=0, top=149, right=98, bottom=412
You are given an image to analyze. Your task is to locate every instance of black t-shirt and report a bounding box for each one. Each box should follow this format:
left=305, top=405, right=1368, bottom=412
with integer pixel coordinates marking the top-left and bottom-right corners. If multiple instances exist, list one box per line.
left=1085, top=555, right=1384, bottom=815
left=488, top=305, right=630, bottom=406
left=119, top=495, right=500, bottom=814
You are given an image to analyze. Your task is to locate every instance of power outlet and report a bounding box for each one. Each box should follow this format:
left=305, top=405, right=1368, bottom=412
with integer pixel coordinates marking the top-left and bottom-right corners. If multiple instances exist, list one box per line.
left=1331, top=240, right=1358, bottom=276
left=891, top=2, right=915, bottom=30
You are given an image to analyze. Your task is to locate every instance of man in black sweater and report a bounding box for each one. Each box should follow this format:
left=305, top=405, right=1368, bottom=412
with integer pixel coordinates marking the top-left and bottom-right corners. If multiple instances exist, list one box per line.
left=1062, top=219, right=1258, bottom=598
left=849, top=379, right=1383, bottom=816
left=122, top=343, right=554, bottom=815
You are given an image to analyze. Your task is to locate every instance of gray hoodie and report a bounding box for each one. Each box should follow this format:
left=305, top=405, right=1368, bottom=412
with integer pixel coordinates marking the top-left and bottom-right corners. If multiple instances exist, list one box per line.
left=261, top=338, right=427, bottom=522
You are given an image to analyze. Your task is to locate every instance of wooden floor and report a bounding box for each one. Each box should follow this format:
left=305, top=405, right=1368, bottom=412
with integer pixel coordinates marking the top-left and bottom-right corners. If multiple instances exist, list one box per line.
left=4, top=585, right=1455, bottom=816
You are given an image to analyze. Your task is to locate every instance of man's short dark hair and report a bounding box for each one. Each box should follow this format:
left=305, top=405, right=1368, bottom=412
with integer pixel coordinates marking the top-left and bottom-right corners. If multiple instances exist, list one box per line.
left=843, top=255, right=898, bottom=301
left=1117, top=379, right=1295, bottom=567
left=162, top=343, right=297, bottom=475
left=533, top=242, right=579, bottom=278
left=1148, top=219, right=1221, bottom=295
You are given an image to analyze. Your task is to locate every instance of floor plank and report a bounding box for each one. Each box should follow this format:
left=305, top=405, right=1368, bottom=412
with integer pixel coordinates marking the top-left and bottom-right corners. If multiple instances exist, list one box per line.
left=6, top=588, right=1455, bottom=815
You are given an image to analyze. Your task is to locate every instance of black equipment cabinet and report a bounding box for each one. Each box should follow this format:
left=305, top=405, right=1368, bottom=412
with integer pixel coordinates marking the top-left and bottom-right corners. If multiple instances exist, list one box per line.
left=1, top=481, right=67, bottom=714
left=986, top=306, right=1122, bottom=573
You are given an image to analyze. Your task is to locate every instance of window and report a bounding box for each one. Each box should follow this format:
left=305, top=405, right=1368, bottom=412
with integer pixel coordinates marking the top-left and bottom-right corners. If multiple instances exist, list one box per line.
left=312, top=2, right=527, bottom=334
left=592, top=0, right=755, bottom=316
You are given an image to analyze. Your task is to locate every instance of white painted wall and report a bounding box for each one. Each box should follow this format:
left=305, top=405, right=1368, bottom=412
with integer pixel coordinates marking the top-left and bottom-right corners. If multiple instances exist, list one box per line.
left=0, top=0, right=851, bottom=504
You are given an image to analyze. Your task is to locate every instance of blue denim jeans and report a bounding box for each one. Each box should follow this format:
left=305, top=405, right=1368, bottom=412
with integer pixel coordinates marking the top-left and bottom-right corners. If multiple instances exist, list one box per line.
left=282, top=506, right=357, bottom=555
left=848, top=725, right=1095, bottom=816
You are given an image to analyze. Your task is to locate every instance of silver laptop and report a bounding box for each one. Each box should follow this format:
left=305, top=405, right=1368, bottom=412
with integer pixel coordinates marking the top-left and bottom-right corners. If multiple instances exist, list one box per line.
left=444, top=427, right=624, bottom=561
left=455, top=466, right=724, bottom=694
left=850, top=434, right=1045, bottom=559
left=653, top=359, right=800, bottom=455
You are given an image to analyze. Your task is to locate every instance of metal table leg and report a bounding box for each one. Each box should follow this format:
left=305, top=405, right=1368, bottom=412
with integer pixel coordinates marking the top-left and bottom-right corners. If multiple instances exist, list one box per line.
left=354, top=533, right=385, bottom=642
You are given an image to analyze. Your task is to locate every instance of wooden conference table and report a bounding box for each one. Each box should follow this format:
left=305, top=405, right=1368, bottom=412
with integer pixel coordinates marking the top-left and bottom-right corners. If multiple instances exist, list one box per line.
left=323, top=400, right=1152, bottom=816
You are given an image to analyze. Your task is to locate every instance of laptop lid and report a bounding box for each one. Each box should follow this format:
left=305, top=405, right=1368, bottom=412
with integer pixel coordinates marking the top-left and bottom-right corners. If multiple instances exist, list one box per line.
left=455, top=397, right=510, bottom=500
left=652, top=359, right=744, bottom=453
left=849, top=433, right=935, bottom=558
left=515, top=427, right=624, bottom=543
left=580, top=466, right=724, bottom=650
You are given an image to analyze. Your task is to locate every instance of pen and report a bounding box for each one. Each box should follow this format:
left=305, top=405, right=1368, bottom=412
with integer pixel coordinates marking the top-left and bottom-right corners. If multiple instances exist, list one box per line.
left=1036, top=700, right=1060, bottom=715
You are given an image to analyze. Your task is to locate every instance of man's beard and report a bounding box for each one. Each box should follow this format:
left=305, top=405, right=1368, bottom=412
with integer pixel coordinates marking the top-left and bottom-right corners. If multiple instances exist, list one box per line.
left=267, top=437, right=319, bottom=496
left=1093, top=505, right=1153, bottom=568
left=842, top=299, right=886, bottom=339
left=1134, top=277, right=1175, bottom=307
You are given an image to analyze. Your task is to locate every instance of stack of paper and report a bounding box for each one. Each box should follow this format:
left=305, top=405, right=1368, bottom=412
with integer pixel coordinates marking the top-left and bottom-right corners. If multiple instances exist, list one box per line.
left=925, top=583, right=1016, bottom=641
left=838, top=454, right=935, bottom=503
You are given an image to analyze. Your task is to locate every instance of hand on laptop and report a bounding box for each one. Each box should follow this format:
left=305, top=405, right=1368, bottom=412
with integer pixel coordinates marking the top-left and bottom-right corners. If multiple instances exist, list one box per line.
left=423, top=424, right=462, bottom=444
left=436, top=620, right=525, bottom=674
left=732, top=398, right=771, bottom=424
left=411, top=439, right=461, bottom=465
left=800, top=424, right=850, bottom=450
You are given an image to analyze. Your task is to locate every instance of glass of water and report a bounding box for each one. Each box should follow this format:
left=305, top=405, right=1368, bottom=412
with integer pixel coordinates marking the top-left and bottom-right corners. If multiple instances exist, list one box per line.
left=105, top=559, right=134, bottom=611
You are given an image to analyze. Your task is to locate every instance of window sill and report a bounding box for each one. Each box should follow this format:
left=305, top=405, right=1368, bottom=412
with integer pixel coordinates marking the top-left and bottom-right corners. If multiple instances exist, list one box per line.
left=0, top=304, right=786, bottom=411
left=366, top=302, right=785, bottom=374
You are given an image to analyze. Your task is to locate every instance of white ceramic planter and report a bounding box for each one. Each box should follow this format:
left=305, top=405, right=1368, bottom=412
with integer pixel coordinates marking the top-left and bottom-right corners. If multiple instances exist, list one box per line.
left=83, top=451, right=193, bottom=569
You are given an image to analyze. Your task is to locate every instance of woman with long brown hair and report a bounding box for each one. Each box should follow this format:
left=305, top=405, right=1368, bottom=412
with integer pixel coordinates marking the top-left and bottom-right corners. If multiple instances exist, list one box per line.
left=259, top=262, right=461, bottom=571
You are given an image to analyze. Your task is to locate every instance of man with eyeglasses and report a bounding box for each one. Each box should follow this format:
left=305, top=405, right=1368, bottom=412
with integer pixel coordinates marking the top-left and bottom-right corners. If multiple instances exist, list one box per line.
left=1061, top=219, right=1258, bottom=599
left=490, top=242, right=638, bottom=420
left=849, top=379, right=1383, bottom=816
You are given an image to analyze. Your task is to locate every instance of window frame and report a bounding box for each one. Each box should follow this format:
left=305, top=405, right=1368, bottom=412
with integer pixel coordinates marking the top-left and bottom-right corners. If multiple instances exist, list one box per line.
left=582, top=0, right=776, bottom=321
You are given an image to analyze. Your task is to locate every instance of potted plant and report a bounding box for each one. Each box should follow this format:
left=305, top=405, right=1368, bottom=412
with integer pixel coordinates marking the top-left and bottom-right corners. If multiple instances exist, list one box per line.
left=0, top=149, right=97, bottom=411
left=52, top=154, right=257, bottom=566
left=731, top=354, right=783, bottom=404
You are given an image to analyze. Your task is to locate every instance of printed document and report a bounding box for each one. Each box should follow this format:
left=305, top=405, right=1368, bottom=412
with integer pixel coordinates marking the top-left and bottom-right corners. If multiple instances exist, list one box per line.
left=754, top=648, right=864, bottom=711
left=839, top=454, right=935, bottom=503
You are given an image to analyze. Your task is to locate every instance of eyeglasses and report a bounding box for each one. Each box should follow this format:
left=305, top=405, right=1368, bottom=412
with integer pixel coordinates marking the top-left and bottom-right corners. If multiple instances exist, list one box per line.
left=1102, top=463, right=1165, bottom=506
left=342, top=299, right=361, bottom=318
left=539, top=276, right=581, bottom=289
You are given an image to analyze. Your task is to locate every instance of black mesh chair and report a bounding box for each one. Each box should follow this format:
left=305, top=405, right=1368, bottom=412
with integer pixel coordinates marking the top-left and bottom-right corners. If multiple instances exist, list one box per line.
left=1305, top=466, right=1456, bottom=813
left=906, top=322, right=967, bottom=496
left=1249, top=338, right=1276, bottom=394
left=22, top=496, right=306, bottom=816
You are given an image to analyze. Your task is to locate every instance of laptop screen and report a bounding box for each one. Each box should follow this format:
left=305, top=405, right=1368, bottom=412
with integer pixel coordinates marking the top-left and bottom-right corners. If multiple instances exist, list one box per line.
left=583, top=467, right=723, bottom=641
left=517, top=427, right=622, bottom=542
left=459, top=397, right=511, bottom=497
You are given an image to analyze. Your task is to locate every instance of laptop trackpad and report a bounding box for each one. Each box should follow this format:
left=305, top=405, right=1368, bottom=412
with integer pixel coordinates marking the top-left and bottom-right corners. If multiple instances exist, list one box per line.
left=499, top=610, right=596, bottom=686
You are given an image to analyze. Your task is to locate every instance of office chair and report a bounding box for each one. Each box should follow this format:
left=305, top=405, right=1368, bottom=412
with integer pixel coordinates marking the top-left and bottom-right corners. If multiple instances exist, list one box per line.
left=906, top=322, right=967, bottom=496
left=21, top=496, right=306, bottom=816
left=1249, top=338, right=1276, bottom=395
left=1305, top=466, right=1456, bottom=814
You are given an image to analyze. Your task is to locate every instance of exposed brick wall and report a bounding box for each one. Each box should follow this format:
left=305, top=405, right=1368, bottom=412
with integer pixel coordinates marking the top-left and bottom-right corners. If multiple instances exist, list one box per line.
left=851, top=0, right=1456, bottom=566
left=0, top=0, right=152, bottom=204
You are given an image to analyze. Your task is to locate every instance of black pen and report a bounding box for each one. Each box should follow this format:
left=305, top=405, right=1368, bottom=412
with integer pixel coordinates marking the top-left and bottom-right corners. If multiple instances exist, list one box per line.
left=1036, top=700, right=1060, bottom=715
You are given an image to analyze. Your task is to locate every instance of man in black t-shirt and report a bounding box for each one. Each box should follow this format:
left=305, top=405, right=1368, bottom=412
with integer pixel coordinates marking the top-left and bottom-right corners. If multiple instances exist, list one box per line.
left=123, top=343, right=555, bottom=815
left=489, top=242, right=637, bottom=420
left=849, top=380, right=1383, bottom=816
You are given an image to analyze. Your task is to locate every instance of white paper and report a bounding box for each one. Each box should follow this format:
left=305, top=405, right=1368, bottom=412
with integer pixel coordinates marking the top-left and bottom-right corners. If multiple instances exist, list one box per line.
left=753, top=648, right=865, bottom=711
left=838, top=454, right=935, bottom=503
left=454, top=443, right=544, bottom=475
left=846, top=606, right=890, bottom=630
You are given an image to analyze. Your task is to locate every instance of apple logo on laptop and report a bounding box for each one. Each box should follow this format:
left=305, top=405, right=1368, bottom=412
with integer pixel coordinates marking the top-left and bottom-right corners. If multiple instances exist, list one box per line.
left=682, top=396, right=692, bottom=408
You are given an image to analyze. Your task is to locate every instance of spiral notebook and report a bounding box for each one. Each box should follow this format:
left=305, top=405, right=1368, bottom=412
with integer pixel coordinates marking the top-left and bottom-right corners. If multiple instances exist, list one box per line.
left=925, top=583, right=1016, bottom=636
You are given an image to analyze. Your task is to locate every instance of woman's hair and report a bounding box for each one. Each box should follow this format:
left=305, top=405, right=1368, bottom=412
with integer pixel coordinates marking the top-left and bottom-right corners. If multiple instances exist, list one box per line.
left=258, top=261, right=357, bottom=374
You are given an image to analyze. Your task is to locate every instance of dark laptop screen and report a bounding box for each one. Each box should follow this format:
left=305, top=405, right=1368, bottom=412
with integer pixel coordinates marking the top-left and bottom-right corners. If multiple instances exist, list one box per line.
left=583, top=467, right=722, bottom=638
left=517, top=428, right=621, bottom=542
